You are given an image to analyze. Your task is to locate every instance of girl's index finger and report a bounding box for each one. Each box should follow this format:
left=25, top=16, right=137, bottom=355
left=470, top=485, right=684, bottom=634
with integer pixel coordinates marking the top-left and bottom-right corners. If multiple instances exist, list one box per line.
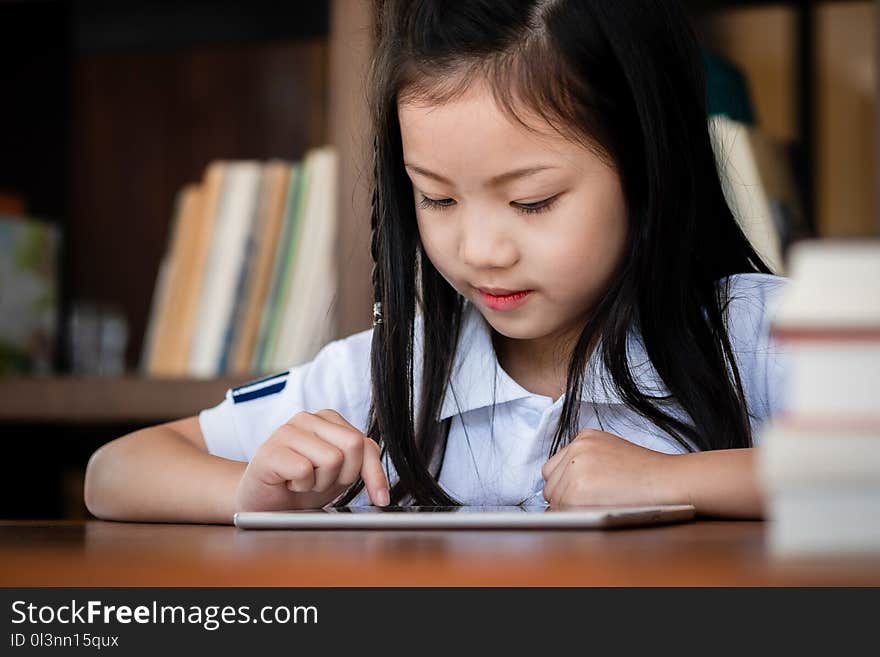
left=360, top=438, right=391, bottom=506
left=310, top=410, right=389, bottom=505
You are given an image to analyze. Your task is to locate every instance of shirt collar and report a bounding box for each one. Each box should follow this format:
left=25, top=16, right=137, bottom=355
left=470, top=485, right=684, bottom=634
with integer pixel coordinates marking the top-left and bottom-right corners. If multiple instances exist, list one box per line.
left=437, top=300, right=669, bottom=420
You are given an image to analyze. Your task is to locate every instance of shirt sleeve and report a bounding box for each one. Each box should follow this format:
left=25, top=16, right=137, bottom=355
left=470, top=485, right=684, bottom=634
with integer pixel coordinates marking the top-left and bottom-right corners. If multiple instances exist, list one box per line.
left=198, top=327, right=374, bottom=462
left=722, top=273, right=792, bottom=442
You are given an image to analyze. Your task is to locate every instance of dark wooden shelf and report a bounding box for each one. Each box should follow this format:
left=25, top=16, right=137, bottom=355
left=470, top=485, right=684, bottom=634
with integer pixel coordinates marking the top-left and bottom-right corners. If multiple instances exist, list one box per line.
left=71, top=0, right=329, bottom=52
left=0, top=375, right=250, bottom=424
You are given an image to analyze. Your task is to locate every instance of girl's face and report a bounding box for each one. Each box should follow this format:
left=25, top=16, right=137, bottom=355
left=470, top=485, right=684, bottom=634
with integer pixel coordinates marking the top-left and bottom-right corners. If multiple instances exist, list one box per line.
left=399, top=79, right=628, bottom=359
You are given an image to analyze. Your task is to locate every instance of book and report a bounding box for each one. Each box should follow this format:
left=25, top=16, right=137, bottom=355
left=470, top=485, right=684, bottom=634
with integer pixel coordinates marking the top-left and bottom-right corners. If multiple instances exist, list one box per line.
left=141, top=184, right=200, bottom=375
left=270, top=146, right=338, bottom=370
left=140, top=246, right=171, bottom=374
left=764, top=487, right=880, bottom=554
left=772, top=239, right=880, bottom=330
left=252, top=162, right=307, bottom=373
left=225, top=160, right=292, bottom=375
left=748, top=129, right=808, bottom=250
left=166, top=162, right=226, bottom=376
left=759, top=420, right=880, bottom=487
left=708, top=115, right=784, bottom=274
left=188, top=161, right=263, bottom=378
left=777, top=341, right=879, bottom=420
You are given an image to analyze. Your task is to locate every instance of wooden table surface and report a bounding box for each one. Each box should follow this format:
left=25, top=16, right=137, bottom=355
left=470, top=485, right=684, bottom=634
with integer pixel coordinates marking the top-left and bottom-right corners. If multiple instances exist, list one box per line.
left=2, top=519, right=879, bottom=586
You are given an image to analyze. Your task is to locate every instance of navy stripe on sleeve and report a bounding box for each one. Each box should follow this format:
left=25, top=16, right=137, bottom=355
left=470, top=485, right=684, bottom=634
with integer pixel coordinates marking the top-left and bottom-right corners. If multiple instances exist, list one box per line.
left=232, top=372, right=289, bottom=404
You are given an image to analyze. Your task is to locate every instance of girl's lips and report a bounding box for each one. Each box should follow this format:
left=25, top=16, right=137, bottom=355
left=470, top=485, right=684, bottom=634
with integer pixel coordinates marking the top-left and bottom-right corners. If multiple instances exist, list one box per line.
left=478, top=289, right=532, bottom=311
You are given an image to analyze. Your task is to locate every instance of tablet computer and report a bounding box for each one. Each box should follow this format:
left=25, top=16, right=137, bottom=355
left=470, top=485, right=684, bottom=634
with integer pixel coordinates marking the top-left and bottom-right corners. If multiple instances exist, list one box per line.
left=233, top=504, right=696, bottom=530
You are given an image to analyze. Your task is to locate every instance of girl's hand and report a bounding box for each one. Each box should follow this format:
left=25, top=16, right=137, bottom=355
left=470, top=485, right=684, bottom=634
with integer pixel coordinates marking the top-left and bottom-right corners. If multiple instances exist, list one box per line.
left=234, top=409, right=390, bottom=512
left=541, top=429, right=681, bottom=507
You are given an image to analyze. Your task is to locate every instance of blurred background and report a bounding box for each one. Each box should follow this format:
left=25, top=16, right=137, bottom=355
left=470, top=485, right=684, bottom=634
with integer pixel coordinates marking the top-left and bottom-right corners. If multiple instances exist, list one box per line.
left=0, top=0, right=876, bottom=519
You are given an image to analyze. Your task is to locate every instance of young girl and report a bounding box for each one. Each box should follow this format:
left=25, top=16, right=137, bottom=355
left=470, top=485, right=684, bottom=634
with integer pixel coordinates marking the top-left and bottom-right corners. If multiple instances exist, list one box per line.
left=84, top=0, right=790, bottom=524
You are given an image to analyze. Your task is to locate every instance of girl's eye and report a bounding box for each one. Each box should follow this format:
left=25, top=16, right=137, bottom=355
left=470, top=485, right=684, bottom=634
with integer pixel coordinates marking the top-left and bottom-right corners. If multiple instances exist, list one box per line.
left=417, top=194, right=560, bottom=214
left=512, top=194, right=560, bottom=215
left=418, top=195, right=456, bottom=211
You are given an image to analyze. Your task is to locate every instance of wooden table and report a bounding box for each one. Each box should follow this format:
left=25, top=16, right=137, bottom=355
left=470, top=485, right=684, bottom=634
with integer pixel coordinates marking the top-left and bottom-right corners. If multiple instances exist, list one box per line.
left=2, top=519, right=879, bottom=586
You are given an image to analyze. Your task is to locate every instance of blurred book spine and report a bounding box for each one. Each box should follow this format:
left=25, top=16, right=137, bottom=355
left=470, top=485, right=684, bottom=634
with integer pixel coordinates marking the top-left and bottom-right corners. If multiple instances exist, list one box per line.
left=188, top=161, right=263, bottom=378
left=704, top=49, right=810, bottom=274
left=758, top=239, right=880, bottom=554
left=141, top=147, right=338, bottom=378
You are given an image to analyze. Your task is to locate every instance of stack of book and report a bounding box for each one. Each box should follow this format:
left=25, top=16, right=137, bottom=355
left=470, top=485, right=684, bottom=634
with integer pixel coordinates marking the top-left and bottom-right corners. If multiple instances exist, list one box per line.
left=758, top=239, right=880, bottom=554
left=141, top=146, right=339, bottom=378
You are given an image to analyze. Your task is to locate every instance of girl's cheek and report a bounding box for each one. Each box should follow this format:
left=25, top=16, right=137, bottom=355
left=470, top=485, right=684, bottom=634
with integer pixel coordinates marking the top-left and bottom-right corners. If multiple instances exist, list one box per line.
left=539, top=236, right=611, bottom=293
left=418, top=217, right=458, bottom=257
left=417, top=224, right=455, bottom=277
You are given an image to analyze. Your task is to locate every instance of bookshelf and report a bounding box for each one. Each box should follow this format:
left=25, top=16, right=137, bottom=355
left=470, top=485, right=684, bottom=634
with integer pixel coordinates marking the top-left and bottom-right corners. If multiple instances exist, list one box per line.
left=0, top=0, right=374, bottom=519
left=0, top=0, right=876, bottom=519
left=2, top=3, right=373, bottom=373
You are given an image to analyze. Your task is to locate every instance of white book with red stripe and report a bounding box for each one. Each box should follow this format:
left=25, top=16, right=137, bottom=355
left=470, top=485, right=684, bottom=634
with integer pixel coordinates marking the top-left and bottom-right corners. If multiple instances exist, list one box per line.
left=769, top=239, right=880, bottom=421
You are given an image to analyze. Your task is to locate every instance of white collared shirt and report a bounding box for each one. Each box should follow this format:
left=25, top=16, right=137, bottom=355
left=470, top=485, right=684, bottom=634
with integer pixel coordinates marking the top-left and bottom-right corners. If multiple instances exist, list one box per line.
left=199, top=273, right=790, bottom=505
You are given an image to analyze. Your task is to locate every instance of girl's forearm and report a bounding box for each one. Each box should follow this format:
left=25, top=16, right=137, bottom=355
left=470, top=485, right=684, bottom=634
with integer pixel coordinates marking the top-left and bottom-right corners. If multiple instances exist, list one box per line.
left=663, top=447, right=765, bottom=518
left=84, top=428, right=246, bottom=524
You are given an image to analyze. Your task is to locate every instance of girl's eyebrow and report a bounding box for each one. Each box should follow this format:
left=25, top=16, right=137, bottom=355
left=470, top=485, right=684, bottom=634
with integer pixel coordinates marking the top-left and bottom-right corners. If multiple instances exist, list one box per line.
left=404, top=163, right=559, bottom=188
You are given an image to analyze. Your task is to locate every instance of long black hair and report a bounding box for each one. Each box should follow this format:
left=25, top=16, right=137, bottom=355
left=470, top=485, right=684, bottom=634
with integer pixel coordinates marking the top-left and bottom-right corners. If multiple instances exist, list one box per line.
left=336, top=0, right=773, bottom=506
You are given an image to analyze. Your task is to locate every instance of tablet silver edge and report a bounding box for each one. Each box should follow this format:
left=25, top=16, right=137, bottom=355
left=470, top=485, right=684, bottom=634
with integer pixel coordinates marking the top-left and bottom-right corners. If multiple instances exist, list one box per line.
left=232, top=504, right=696, bottom=529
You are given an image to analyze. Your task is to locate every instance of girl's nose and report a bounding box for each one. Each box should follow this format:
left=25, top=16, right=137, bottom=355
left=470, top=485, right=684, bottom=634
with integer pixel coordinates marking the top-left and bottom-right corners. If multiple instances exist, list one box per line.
left=459, top=215, right=519, bottom=270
